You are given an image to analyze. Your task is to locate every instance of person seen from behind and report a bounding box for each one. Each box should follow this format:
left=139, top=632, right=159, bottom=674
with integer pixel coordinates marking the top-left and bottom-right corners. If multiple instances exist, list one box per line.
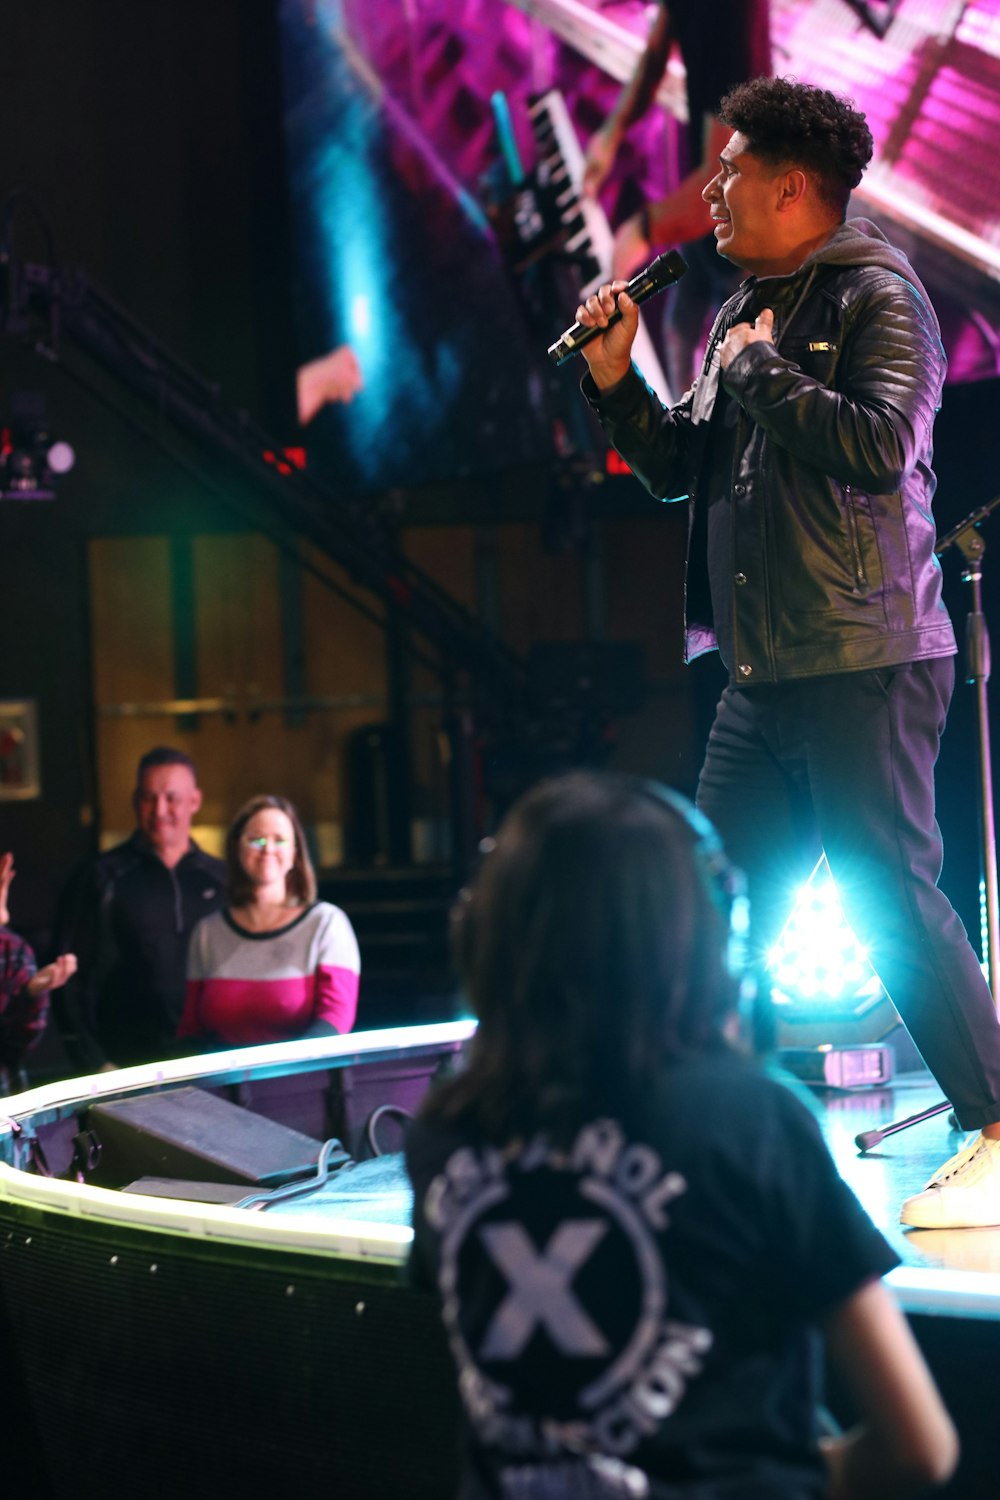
left=405, top=771, right=957, bottom=1499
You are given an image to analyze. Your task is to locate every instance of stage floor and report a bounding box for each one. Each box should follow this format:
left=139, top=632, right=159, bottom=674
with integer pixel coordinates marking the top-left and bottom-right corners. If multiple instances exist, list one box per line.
left=810, top=1069, right=1000, bottom=1312
left=255, top=1064, right=1000, bottom=1317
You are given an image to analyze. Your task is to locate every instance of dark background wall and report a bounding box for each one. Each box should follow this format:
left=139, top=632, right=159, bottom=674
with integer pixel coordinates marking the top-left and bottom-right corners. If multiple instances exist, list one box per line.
left=0, top=1, right=295, bottom=937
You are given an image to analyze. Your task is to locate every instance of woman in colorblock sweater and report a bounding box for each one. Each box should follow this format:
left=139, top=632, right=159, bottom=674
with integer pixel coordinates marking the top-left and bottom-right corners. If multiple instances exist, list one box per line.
left=179, top=795, right=359, bottom=1048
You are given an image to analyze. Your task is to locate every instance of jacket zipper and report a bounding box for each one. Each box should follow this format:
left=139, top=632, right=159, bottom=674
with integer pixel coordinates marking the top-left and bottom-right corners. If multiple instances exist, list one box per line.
left=844, top=486, right=869, bottom=589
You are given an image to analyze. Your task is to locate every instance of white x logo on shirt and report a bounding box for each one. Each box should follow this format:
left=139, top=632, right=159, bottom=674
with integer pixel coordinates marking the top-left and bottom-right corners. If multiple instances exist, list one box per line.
left=478, top=1220, right=610, bottom=1360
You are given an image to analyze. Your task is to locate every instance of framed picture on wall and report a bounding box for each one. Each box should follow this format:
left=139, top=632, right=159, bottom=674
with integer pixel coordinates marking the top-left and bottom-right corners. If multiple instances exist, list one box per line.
left=0, top=699, right=41, bottom=800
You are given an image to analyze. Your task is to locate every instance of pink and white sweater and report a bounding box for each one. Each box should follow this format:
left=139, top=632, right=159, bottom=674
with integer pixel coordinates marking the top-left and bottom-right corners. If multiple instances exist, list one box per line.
left=179, top=902, right=360, bottom=1047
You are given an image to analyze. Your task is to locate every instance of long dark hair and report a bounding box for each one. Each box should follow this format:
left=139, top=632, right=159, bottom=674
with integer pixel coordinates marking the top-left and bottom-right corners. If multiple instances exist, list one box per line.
left=423, top=772, right=744, bottom=1141
left=225, top=794, right=317, bottom=907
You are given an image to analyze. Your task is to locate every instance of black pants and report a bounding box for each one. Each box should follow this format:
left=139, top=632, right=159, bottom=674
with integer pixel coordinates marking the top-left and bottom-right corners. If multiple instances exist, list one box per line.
left=696, top=658, right=1000, bottom=1130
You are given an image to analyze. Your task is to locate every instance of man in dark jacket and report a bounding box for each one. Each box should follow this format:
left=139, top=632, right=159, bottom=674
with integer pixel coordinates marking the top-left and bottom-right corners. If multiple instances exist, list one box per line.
left=55, top=746, right=225, bottom=1071
left=575, top=75, right=1000, bottom=1230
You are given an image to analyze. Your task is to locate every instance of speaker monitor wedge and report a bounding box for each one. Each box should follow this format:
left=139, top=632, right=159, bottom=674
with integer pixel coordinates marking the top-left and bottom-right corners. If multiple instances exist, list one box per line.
left=87, top=1085, right=324, bottom=1189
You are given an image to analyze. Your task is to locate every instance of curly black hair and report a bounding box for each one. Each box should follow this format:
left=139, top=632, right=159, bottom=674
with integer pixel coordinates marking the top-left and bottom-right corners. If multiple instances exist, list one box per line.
left=718, top=76, right=874, bottom=219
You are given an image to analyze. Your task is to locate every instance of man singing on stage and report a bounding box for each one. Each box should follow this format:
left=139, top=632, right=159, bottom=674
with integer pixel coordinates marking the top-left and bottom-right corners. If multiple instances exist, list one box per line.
left=574, top=74, right=1000, bottom=1230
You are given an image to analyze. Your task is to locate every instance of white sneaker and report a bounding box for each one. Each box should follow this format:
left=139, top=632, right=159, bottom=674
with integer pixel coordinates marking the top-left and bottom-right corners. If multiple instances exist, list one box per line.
left=900, top=1132, right=1000, bottom=1228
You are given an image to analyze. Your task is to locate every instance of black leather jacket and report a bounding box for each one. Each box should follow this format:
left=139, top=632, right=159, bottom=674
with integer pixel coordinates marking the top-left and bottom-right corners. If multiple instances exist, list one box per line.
left=587, top=219, right=957, bottom=685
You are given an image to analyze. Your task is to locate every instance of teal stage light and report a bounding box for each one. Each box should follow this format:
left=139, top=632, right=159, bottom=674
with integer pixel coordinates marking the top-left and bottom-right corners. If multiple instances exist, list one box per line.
left=767, top=856, right=898, bottom=1056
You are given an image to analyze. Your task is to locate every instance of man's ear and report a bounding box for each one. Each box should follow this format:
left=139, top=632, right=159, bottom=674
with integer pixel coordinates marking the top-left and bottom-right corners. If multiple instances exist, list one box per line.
left=777, top=168, right=808, bottom=211
left=190, top=787, right=204, bottom=815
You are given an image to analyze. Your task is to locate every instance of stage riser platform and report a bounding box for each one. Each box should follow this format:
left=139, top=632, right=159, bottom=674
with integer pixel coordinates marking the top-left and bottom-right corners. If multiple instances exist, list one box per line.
left=3, top=1030, right=999, bottom=1496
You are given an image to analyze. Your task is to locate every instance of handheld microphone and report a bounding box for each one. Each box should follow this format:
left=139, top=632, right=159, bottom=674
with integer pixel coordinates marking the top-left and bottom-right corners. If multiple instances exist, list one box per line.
left=547, top=250, right=688, bottom=366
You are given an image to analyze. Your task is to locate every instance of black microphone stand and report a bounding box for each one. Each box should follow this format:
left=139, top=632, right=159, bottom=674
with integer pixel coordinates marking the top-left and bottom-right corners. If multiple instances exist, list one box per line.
left=855, top=494, right=1000, bottom=1151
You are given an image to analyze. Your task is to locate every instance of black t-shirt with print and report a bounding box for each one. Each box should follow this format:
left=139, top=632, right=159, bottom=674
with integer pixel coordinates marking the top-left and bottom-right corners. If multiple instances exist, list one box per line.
left=405, top=1049, right=898, bottom=1499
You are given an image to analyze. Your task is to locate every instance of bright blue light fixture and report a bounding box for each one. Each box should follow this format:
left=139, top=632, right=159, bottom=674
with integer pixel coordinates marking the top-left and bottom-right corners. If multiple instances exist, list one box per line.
left=769, top=857, right=882, bottom=1009
left=767, top=855, right=896, bottom=1050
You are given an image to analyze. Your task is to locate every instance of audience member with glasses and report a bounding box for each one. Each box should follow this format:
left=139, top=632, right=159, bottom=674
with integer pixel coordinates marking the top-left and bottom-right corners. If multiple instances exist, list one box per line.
left=178, top=794, right=360, bottom=1049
